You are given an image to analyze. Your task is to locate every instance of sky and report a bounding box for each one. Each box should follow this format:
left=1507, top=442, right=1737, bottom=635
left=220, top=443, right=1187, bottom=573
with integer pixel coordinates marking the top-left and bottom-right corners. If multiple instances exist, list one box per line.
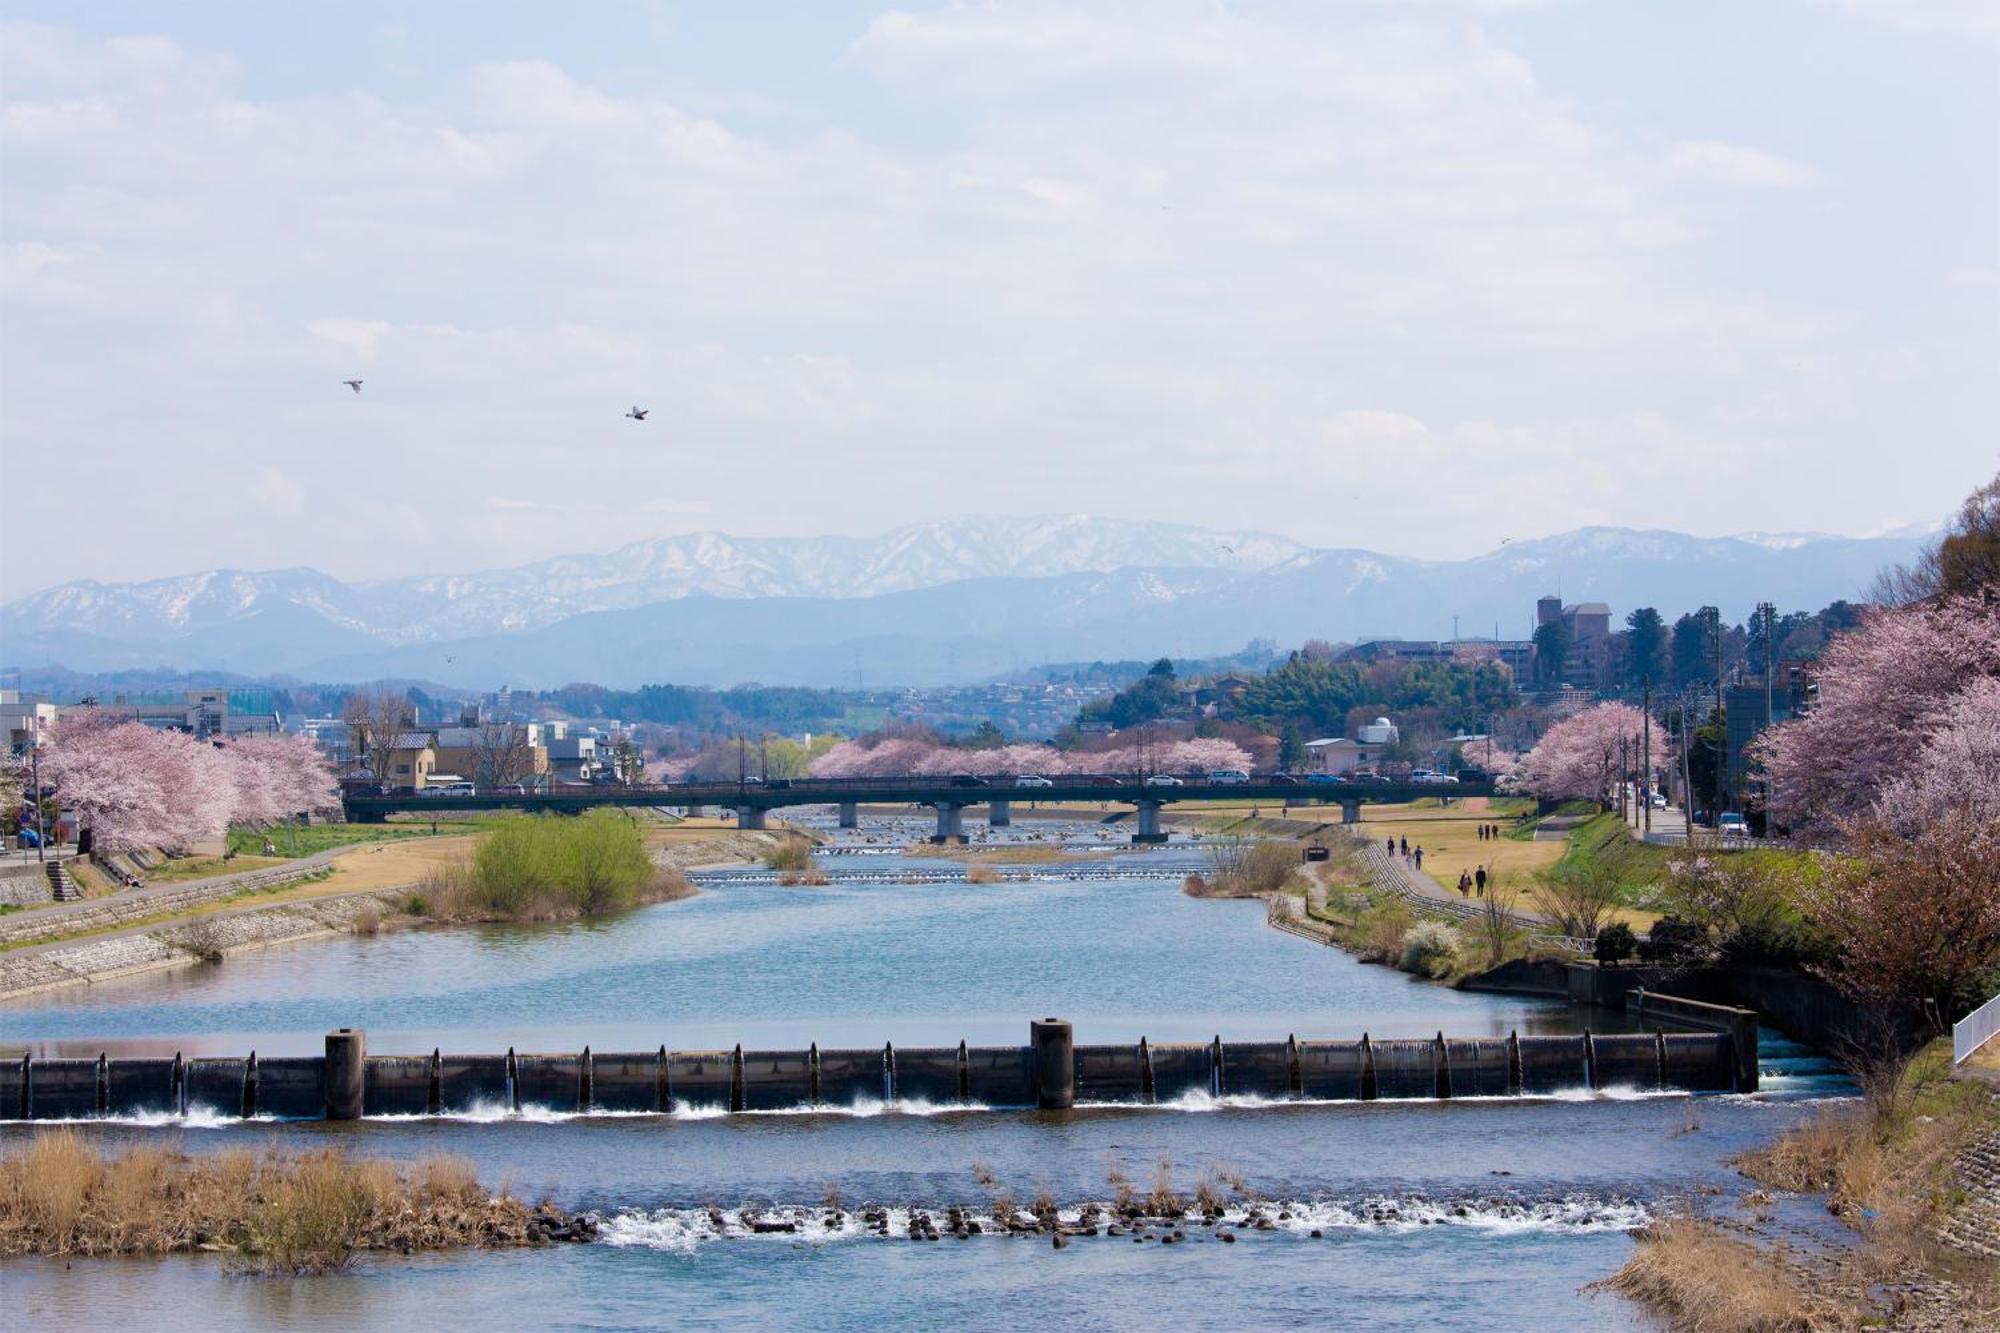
left=1, top=0, right=1995, bottom=600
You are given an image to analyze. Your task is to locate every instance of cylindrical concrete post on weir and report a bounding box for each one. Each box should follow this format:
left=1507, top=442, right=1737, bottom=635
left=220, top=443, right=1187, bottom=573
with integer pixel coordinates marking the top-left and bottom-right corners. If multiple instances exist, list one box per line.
left=325, top=1028, right=365, bottom=1121
left=1030, top=1017, right=1075, bottom=1110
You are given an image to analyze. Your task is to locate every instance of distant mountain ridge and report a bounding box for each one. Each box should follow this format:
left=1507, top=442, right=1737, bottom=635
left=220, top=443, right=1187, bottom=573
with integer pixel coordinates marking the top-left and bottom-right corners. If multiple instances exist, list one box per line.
left=0, top=518, right=1920, bottom=688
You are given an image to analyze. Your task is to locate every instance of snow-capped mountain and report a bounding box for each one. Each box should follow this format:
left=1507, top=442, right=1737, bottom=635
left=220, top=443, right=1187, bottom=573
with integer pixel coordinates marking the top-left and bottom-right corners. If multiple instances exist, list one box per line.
left=1, top=516, right=1304, bottom=650
left=0, top=520, right=1924, bottom=687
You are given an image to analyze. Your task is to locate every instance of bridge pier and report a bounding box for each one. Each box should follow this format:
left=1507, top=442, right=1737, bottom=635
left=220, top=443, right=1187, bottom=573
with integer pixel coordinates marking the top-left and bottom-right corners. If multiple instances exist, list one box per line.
left=1342, top=800, right=1361, bottom=825
left=1132, top=799, right=1168, bottom=844
left=735, top=806, right=768, bottom=830
left=929, top=802, right=967, bottom=844
left=987, top=800, right=1011, bottom=828
left=837, top=802, right=859, bottom=830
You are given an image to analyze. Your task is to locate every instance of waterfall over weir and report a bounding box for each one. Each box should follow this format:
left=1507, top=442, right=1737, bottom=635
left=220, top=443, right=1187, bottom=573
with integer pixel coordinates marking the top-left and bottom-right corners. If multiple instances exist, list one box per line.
left=2, top=1018, right=1747, bottom=1122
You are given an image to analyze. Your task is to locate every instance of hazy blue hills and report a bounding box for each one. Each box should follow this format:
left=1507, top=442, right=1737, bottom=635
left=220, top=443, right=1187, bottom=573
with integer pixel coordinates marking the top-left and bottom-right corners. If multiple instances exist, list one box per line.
left=0, top=518, right=1921, bottom=687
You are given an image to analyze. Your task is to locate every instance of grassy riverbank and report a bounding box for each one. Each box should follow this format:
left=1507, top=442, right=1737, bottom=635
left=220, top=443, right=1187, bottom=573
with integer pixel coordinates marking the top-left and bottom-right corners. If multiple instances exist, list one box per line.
left=0, top=1130, right=591, bottom=1272
left=1604, top=1041, right=2000, bottom=1330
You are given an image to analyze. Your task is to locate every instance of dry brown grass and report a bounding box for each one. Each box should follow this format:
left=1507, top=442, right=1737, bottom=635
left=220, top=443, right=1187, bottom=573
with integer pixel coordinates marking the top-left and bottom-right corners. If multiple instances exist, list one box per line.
left=760, top=837, right=815, bottom=872
left=1598, top=1216, right=1841, bottom=1331
left=1734, top=1108, right=1867, bottom=1195
left=0, top=1131, right=559, bottom=1272
left=964, top=865, right=1001, bottom=885
left=1147, top=1156, right=1184, bottom=1217
left=775, top=868, right=830, bottom=887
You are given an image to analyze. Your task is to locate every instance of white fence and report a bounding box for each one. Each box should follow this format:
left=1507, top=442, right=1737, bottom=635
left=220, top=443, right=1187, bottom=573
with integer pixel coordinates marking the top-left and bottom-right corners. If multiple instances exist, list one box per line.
left=1955, top=991, right=2000, bottom=1066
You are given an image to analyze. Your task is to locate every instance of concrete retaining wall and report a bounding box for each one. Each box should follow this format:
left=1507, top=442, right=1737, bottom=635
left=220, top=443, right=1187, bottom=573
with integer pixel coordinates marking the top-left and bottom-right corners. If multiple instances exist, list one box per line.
left=29, top=1057, right=99, bottom=1119
left=1369, top=1038, right=1441, bottom=1099
left=591, top=1050, right=665, bottom=1113
left=253, top=1056, right=326, bottom=1118
left=1219, top=1040, right=1296, bottom=1099
left=1443, top=1038, right=1511, bottom=1098
left=1297, top=1041, right=1366, bottom=1100
left=818, top=1047, right=889, bottom=1106
left=1590, top=1033, right=1664, bottom=1091
left=363, top=1055, right=434, bottom=1116
left=1147, top=1043, right=1215, bottom=1101
left=0, top=852, right=344, bottom=947
left=1074, top=1043, right=1147, bottom=1103
left=1517, top=1035, right=1588, bottom=1094
left=740, top=1049, right=814, bottom=1111
left=666, top=1051, right=737, bottom=1112
left=1633, top=990, right=1760, bottom=1092
left=513, top=1053, right=584, bottom=1112
left=437, top=1054, right=510, bottom=1112
left=180, top=1058, right=247, bottom=1116
left=963, top=1046, right=1033, bottom=1107
left=888, top=1046, right=961, bottom=1104
left=7, top=1020, right=1744, bottom=1121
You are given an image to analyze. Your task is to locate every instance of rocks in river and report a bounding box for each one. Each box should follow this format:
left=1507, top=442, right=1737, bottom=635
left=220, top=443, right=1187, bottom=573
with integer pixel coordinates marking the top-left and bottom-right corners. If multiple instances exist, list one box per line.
left=1219, top=1231, right=1237, bottom=1243
left=1051, top=1233, right=1068, bottom=1250
left=526, top=1206, right=598, bottom=1244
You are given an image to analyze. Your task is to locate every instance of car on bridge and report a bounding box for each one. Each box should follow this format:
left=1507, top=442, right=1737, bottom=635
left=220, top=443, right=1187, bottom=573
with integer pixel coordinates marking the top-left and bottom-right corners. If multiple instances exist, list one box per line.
left=948, top=774, right=989, bottom=788
left=1304, top=773, right=1345, bottom=786
left=1207, top=769, right=1250, bottom=784
left=1014, top=775, right=1054, bottom=788
left=1144, top=774, right=1183, bottom=787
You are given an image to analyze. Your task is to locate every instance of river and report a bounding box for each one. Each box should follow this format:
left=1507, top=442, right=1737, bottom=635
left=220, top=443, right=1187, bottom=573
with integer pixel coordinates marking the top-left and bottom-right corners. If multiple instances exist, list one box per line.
left=4, top=816, right=1847, bottom=1330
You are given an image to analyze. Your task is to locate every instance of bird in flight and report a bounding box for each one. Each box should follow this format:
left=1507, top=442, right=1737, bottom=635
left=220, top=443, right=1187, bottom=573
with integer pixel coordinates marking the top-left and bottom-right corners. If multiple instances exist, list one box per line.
left=626, top=406, right=648, bottom=421
left=1218, top=544, right=1235, bottom=554
left=343, top=380, right=363, bottom=394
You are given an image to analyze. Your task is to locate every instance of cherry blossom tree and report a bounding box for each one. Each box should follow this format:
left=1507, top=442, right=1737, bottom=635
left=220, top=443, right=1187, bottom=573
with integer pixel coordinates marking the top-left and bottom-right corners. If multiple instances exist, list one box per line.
left=1756, top=596, right=2000, bottom=843
left=1511, top=702, right=1651, bottom=804
left=1871, top=675, right=2000, bottom=836
left=223, top=734, right=339, bottom=826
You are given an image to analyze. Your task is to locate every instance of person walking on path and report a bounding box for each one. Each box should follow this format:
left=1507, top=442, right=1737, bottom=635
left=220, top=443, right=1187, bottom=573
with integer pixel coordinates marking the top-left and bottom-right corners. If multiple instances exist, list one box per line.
left=1458, top=869, right=1472, bottom=896
left=1413, top=846, right=1424, bottom=871
left=1476, top=824, right=1486, bottom=842
left=1385, top=837, right=1395, bottom=856
left=1474, top=865, right=1487, bottom=894
left=1398, top=836, right=1409, bottom=858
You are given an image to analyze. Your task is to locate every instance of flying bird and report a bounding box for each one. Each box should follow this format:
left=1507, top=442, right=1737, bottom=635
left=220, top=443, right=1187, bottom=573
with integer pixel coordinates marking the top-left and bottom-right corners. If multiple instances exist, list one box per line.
left=343, top=380, right=363, bottom=394
left=1218, top=544, right=1235, bottom=553
left=626, top=406, right=648, bottom=421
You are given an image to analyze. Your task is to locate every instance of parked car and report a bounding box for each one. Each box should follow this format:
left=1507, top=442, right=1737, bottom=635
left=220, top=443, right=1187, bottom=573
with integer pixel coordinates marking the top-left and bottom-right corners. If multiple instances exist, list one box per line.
left=1305, top=773, right=1345, bottom=786
left=1015, top=775, right=1054, bottom=788
left=1718, top=812, right=1749, bottom=836
left=949, top=774, right=988, bottom=788
left=1650, top=792, right=1668, bottom=809
left=1144, top=774, right=1183, bottom=787
left=1207, top=770, right=1250, bottom=785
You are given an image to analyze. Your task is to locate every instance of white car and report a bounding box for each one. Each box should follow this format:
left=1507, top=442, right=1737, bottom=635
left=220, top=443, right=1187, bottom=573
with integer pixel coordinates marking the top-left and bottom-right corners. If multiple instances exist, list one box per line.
left=1144, top=774, right=1184, bottom=787
left=1206, top=770, right=1250, bottom=784
left=1014, top=775, right=1054, bottom=788
left=1650, top=792, right=1668, bottom=809
left=1718, top=812, right=1749, bottom=836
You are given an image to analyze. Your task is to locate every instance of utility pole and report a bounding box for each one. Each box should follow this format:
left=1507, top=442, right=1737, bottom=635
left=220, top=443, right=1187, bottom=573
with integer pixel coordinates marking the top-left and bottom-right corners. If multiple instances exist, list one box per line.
left=1709, top=606, right=1726, bottom=826
left=1642, top=676, right=1652, bottom=836
left=1619, top=733, right=1629, bottom=820
left=30, top=739, right=44, bottom=864
left=1760, top=601, right=1776, bottom=829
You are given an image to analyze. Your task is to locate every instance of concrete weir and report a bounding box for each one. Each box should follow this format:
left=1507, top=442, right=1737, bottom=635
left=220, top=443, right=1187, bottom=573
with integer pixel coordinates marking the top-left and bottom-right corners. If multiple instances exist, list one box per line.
left=7, top=1002, right=1763, bottom=1122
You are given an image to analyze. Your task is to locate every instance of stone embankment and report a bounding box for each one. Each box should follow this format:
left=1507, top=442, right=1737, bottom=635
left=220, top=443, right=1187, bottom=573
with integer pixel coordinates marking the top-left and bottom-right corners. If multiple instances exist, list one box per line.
left=0, top=832, right=761, bottom=1000
left=0, top=890, right=407, bottom=999
left=0, top=850, right=347, bottom=947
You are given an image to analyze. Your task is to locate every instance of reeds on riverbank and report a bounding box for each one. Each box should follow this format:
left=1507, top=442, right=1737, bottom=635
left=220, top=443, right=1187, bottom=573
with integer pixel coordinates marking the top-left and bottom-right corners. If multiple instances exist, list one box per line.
left=1596, top=1216, right=1831, bottom=1332
left=0, top=1130, right=587, bottom=1271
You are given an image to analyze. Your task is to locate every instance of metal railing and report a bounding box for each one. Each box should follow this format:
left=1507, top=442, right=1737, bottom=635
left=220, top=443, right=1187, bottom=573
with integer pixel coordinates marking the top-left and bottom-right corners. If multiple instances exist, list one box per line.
left=1954, top=991, right=2000, bottom=1066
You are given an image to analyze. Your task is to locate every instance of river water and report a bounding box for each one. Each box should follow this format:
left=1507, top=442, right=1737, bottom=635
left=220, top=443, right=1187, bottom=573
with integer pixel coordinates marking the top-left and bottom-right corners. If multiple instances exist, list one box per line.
left=4, top=818, right=1847, bottom=1330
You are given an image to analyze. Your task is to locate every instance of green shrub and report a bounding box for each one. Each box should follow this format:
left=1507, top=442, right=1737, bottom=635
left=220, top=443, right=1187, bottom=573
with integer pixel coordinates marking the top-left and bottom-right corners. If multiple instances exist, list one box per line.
left=761, top=836, right=815, bottom=871
left=1594, top=921, right=1636, bottom=966
left=1637, top=915, right=1707, bottom=965
left=457, top=811, right=657, bottom=918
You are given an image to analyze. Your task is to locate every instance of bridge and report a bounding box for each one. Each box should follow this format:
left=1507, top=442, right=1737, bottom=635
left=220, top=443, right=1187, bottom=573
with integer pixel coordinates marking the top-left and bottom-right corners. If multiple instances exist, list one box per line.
left=342, top=776, right=1496, bottom=843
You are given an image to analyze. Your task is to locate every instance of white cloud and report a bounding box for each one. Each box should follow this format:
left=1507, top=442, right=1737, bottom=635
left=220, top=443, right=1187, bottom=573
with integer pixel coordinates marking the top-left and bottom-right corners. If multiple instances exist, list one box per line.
left=1821, top=0, right=2000, bottom=38
left=0, top=6, right=1989, bottom=594
left=1668, top=141, right=1825, bottom=189
left=1950, top=265, right=2000, bottom=288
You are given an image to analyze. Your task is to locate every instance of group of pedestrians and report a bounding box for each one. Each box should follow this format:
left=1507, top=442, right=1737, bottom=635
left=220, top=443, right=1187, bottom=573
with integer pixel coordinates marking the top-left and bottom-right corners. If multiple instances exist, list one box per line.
left=1473, top=823, right=1502, bottom=840
left=1455, top=865, right=1489, bottom=898
left=1383, top=835, right=1426, bottom=871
